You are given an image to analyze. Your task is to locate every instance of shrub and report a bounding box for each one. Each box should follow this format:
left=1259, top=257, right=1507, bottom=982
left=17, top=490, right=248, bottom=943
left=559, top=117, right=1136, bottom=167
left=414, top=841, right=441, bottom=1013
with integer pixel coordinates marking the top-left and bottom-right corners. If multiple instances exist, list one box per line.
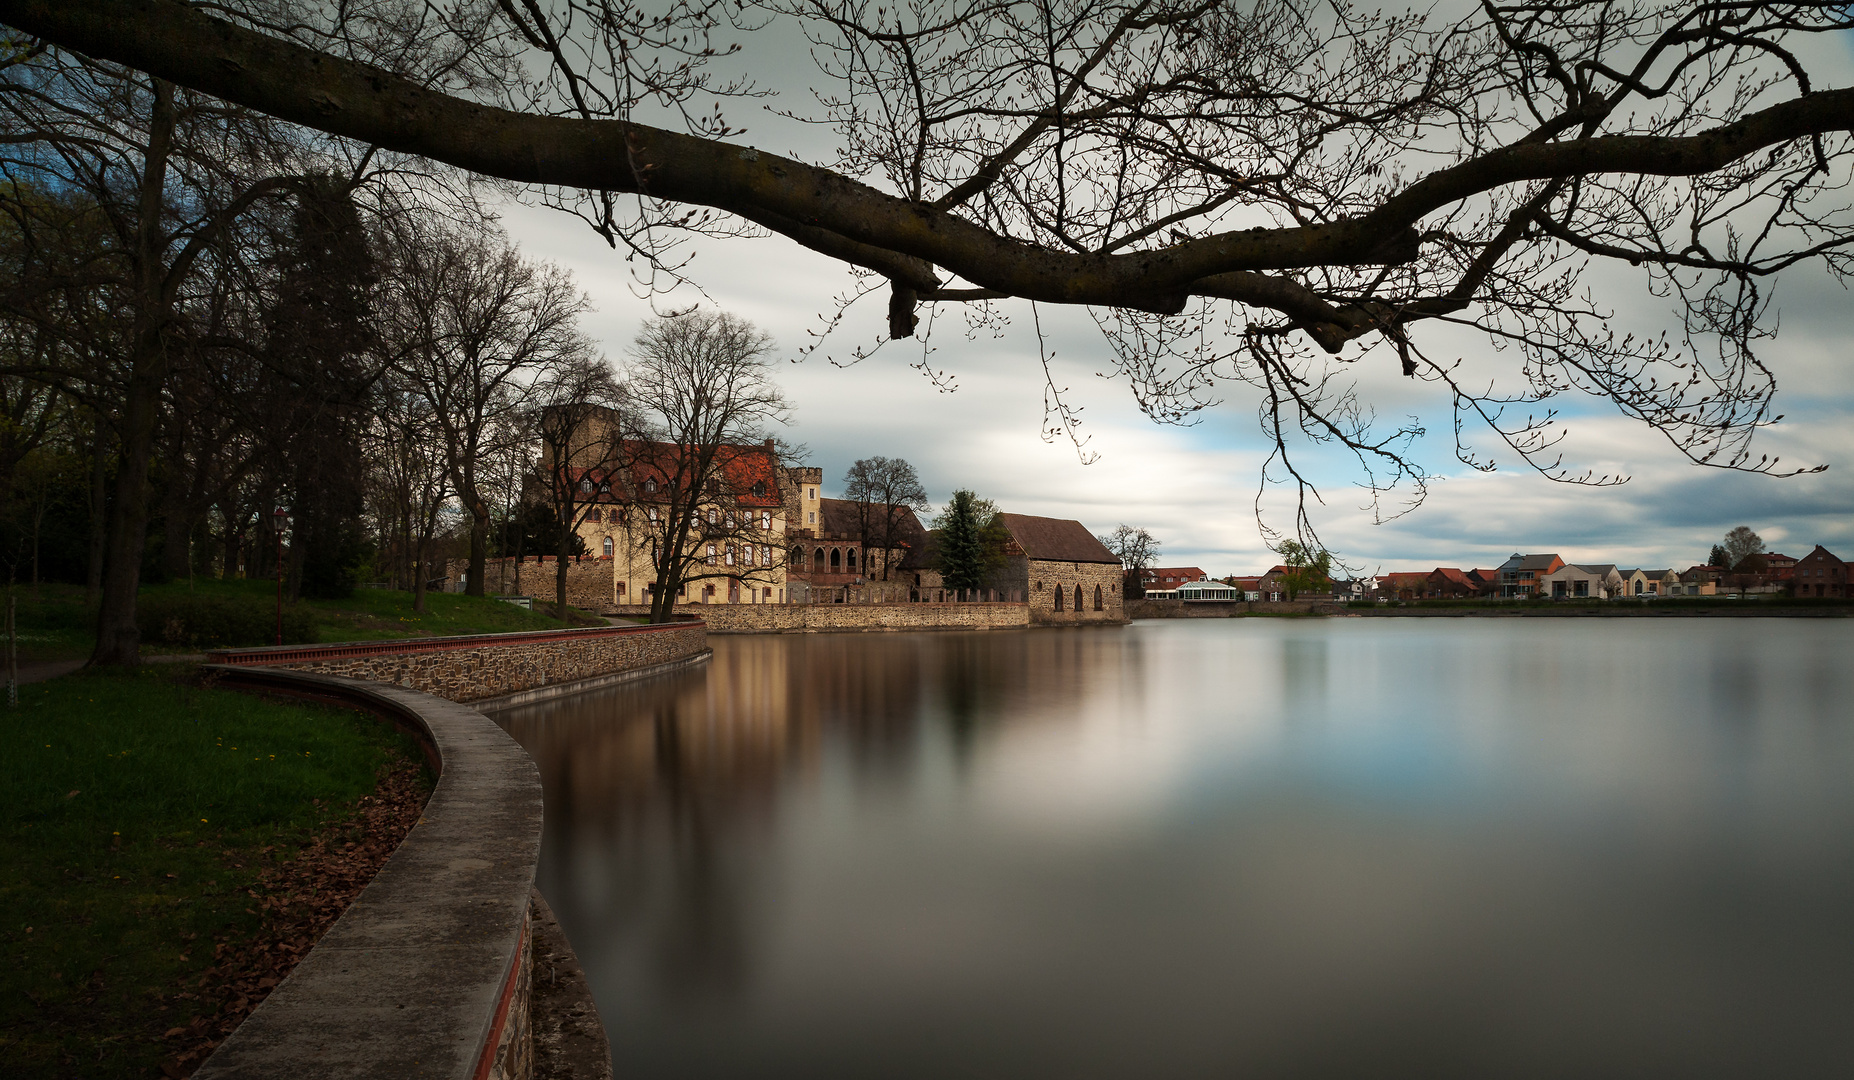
left=135, top=593, right=317, bottom=648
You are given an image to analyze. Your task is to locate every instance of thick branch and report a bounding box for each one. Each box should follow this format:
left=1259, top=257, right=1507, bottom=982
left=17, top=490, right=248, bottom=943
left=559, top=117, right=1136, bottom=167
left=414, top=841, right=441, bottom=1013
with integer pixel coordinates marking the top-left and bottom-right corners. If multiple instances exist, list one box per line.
left=9, top=0, right=1853, bottom=316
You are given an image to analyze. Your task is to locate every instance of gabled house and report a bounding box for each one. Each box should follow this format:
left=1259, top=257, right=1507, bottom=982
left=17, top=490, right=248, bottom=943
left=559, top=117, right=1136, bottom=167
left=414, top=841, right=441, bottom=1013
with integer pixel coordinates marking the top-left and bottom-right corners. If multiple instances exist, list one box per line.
left=1538, top=563, right=1623, bottom=599
left=1496, top=553, right=1566, bottom=597
left=1423, top=567, right=1478, bottom=599
left=1466, top=569, right=1501, bottom=597
left=1376, top=571, right=1430, bottom=601
left=1793, top=545, right=1849, bottom=598
left=1619, top=568, right=1680, bottom=596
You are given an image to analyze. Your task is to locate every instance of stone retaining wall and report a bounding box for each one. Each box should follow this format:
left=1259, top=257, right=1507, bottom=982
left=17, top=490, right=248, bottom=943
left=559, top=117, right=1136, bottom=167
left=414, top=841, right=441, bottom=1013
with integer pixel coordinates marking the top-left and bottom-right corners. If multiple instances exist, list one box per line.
left=193, top=669, right=543, bottom=1080
left=1128, top=598, right=1345, bottom=618
left=206, top=622, right=707, bottom=703
left=693, top=601, right=1032, bottom=634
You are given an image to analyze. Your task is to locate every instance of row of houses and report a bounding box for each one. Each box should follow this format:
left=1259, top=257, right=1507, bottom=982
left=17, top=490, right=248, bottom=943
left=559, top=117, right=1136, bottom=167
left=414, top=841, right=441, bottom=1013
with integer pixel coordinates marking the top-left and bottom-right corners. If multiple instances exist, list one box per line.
left=1137, top=545, right=1852, bottom=604
left=1372, top=546, right=1851, bottom=601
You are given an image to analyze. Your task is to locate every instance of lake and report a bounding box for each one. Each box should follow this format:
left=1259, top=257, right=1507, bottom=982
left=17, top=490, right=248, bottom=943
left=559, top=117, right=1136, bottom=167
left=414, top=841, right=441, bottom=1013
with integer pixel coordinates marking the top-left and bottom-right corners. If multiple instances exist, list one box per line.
left=490, top=618, right=1854, bottom=1078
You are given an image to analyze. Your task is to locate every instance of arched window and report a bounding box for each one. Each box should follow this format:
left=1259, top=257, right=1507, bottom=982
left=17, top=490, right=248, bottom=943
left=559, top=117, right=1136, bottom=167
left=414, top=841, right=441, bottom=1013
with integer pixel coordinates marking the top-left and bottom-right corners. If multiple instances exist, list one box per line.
left=602, top=537, right=614, bottom=558
left=1054, top=586, right=1064, bottom=611
left=1094, top=585, right=1103, bottom=610
left=847, top=548, right=858, bottom=570
left=789, top=546, right=803, bottom=566
left=1074, top=585, right=1084, bottom=610
left=814, top=547, right=825, bottom=567
left=830, top=548, right=842, bottom=570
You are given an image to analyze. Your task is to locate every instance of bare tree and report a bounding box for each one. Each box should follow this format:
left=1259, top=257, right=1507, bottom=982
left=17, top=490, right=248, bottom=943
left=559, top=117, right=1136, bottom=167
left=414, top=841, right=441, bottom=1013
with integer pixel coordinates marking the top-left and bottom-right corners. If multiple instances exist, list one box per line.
left=841, top=456, right=929, bottom=581
left=534, top=354, right=626, bottom=618
left=13, top=0, right=1854, bottom=544
left=623, top=310, right=791, bottom=623
left=1721, top=525, right=1766, bottom=570
left=379, top=216, right=595, bottom=596
left=1097, top=523, right=1160, bottom=598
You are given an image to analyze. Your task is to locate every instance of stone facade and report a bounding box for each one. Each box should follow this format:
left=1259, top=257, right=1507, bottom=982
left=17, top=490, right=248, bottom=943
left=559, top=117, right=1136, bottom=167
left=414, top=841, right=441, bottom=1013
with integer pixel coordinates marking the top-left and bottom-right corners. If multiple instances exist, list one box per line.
left=467, top=556, right=618, bottom=612
left=207, top=623, right=707, bottom=703
left=1019, top=557, right=1128, bottom=625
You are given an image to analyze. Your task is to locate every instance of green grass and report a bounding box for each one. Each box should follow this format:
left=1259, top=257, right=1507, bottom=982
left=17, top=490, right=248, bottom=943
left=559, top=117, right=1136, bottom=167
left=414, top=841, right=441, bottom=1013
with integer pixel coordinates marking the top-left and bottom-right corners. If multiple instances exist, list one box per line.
left=0, top=664, right=430, bottom=1078
left=9, top=579, right=592, bottom=660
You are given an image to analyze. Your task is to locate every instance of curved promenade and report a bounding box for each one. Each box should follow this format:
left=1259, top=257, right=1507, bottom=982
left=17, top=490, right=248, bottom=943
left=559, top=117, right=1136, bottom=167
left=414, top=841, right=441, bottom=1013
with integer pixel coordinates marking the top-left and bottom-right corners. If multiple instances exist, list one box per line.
left=191, top=622, right=708, bottom=1078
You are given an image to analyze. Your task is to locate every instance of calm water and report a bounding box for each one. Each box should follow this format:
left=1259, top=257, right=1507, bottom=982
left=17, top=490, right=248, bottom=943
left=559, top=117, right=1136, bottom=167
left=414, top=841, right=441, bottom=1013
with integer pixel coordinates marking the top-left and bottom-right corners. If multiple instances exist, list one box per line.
left=490, top=619, right=1854, bottom=1078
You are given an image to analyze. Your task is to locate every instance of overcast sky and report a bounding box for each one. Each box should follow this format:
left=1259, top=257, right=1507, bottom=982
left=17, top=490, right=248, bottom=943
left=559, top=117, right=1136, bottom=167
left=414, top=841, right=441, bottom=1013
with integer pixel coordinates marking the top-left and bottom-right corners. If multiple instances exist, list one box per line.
left=490, top=19, right=1854, bottom=578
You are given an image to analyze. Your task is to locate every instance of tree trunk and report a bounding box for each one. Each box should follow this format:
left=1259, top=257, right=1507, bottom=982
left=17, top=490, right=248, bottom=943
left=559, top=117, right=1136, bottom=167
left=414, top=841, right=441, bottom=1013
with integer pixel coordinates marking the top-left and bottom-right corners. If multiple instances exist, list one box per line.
left=86, top=428, right=109, bottom=608
left=90, top=360, right=162, bottom=665
left=466, top=491, right=488, bottom=596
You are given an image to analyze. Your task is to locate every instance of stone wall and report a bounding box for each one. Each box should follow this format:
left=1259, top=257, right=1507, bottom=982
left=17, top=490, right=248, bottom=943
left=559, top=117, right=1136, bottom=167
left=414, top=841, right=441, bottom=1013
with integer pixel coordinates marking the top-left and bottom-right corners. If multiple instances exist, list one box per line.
left=207, top=623, right=706, bottom=703
left=1021, top=558, right=1128, bottom=625
left=1128, top=598, right=1345, bottom=618
left=691, top=601, right=1031, bottom=634
left=458, top=556, right=615, bottom=612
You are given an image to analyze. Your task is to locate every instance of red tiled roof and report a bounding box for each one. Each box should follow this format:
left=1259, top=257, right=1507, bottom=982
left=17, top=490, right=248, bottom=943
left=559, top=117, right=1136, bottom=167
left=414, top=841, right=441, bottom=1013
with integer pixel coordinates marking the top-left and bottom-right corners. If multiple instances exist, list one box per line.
left=620, top=439, right=783, bottom=507
left=1429, top=567, right=1474, bottom=587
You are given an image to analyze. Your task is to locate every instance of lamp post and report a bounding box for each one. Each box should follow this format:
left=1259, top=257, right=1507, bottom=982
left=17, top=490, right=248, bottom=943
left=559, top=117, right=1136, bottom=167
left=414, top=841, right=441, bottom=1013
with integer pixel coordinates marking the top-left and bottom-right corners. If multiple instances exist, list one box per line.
left=273, top=507, right=291, bottom=646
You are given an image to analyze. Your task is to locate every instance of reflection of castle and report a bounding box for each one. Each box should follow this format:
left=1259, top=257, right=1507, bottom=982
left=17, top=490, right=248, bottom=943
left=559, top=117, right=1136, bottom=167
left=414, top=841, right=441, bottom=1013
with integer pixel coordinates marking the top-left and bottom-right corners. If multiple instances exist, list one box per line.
left=493, top=629, right=1139, bottom=999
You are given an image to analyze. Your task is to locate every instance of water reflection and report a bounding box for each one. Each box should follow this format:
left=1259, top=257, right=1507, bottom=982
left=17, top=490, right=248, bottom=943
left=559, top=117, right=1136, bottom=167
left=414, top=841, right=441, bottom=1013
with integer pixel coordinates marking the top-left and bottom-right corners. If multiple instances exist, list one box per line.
left=492, top=620, right=1854, bottom=1078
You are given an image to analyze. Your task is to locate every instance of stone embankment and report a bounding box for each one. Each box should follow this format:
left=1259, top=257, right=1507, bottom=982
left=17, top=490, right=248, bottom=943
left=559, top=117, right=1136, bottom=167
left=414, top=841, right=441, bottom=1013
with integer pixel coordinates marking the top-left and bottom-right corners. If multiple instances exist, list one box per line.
left=614, top=601, right=1033, bottom=634
left=1129, top=599, right=1346, bottom=618
left=193, top=668, right=543, bottom=1080
left=206, top=621, right=707, bottom=703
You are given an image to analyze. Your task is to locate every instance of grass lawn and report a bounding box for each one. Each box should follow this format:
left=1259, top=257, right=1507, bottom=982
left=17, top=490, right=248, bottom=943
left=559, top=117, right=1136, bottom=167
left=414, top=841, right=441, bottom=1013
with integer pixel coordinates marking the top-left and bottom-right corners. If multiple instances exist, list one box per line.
left=9, top=578, right=598, bottom=661
left=0, top=664, right=431, bottom=1078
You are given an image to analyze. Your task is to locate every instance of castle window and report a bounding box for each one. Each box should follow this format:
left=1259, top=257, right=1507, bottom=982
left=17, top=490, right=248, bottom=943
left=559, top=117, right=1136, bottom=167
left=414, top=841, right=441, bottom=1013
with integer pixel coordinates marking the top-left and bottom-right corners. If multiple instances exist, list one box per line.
left=761, top=511, right=772, bottom=530
left=586, top=508, right=600, bottom=523
left=1074, top=585, right=1084, bottom=610
left=648, top=507, right=658, bottom=523
left=726, top=545, right=735, bottom=566
left=602, top=537, right=614, bottom=558
left=830, top=548, right=842, bottom=570
left=847, top=548, right=858, bottom=570
left=1094, top=585, right=1103, bottom=611
left=814, top=547, right=825, bottom=567
left=762, top=545, right=772, bottom=565
left=706, top=544, right=717, bottom=565
left=1054, top=585, right=1065, bottom=611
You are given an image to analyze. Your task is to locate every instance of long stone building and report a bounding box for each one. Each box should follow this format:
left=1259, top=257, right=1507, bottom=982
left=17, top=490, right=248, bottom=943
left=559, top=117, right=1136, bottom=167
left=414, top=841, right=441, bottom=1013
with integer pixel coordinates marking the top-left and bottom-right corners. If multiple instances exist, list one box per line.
left=994, top=513, right=1127, bottom=625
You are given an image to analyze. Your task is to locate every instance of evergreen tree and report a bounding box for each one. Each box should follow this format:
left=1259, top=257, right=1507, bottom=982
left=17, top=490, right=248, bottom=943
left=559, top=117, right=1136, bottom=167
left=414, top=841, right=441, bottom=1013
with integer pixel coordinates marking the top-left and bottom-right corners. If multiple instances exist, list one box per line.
left=932, top=489, right=1004, bottom=592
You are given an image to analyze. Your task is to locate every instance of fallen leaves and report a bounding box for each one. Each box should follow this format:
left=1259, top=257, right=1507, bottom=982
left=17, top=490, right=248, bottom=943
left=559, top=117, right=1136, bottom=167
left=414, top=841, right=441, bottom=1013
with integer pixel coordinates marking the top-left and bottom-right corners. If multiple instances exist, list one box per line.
left=158, top=759, right=430, bottom=1077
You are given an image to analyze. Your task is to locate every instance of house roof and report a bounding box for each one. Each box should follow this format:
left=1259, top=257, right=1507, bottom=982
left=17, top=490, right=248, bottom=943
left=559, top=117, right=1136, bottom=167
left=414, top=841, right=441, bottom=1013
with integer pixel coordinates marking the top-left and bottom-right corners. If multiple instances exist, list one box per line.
left=1498, top=553, right=1564, bottom=571
left=995, top=514, right=1119, bottom=563
left=1429, top=567, right=1475, bottom=587
left=810, top=499, right=931, bottom=551
left=618, top=439, right=784, bottom=507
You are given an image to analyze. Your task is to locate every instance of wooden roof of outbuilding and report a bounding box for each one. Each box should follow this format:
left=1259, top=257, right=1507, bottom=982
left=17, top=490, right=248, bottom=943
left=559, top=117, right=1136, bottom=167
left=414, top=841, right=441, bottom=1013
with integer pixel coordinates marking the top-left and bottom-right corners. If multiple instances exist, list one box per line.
left=996, top=514, right=1119, bottom=564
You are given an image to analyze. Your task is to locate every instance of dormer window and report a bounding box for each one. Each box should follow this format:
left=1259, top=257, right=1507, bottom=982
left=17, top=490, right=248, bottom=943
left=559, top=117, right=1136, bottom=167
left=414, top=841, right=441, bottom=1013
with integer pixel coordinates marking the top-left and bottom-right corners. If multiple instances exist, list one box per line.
left=752, top=481, right=767, bottom=497
left=644, top=478, right=658, bottom=493
left=579, top=478, right=594, bottom=493
left=599, top=482, right=610, bottom=493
